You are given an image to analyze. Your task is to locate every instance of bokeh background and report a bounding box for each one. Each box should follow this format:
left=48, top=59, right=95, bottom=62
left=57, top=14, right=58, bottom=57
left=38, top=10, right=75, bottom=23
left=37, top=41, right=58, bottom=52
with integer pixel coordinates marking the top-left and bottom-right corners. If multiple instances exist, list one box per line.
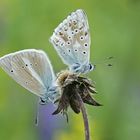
left=0, top=0, right=140, bottom=140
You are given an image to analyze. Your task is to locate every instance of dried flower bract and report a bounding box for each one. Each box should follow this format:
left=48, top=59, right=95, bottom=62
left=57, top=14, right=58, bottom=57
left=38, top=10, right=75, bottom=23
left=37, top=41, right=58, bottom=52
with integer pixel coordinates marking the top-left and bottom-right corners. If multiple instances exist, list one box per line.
left=52, top=70, right=101, bottom=115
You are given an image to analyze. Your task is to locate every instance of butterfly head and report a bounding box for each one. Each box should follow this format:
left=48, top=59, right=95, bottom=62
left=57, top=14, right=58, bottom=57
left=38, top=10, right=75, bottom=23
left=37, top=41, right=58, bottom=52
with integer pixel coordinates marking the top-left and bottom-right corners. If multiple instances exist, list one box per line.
left=70, top=63, right=95, bottom=74
left=89, top=63, right=95, bottom=71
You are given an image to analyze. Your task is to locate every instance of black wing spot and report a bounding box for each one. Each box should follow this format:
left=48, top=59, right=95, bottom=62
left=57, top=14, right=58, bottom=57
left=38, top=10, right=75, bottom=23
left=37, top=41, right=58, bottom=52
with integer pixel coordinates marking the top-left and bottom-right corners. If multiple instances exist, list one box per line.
left=71, top=31, right=74, bottom=35
left=84, top=43, right=88, bottom=47
left=73, top=20, right=77, bottom=25
left=67, top=41, right=71, bottom=45
left=11, top=70, right=13, bottom=73
left=85, top=32, right=88, bottom=36
left=60, top=43, right=64, bottom=47
left=64, top=28, right=68, bottom=31
left=56, top=40, right=59, bottom=43
left=79, top=26, right=83, bottom=30
left=74, top=29, right=78, bottom=33
left=83, top=51, right=86, bottom=54
left=59, top=32, right=63, bottom=36
left=80, top=36, right=84, bottom=40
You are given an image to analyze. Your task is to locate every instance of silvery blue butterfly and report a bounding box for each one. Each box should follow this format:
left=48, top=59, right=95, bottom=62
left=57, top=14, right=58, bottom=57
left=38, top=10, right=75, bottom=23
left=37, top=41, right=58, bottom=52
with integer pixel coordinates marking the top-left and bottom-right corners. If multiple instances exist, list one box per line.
left=0, top=49, right=58, bottom=103
left=50, top=9, right=95, bottom=74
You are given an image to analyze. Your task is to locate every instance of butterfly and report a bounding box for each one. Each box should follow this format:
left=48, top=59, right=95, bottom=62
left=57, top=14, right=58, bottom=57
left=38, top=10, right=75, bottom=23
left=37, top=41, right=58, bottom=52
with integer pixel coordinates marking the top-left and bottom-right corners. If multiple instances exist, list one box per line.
left=50, top=9, right=95, bottom=74
left=49, top=9, right=101, bottom=116
left=0, top=49, right=58, bottom=104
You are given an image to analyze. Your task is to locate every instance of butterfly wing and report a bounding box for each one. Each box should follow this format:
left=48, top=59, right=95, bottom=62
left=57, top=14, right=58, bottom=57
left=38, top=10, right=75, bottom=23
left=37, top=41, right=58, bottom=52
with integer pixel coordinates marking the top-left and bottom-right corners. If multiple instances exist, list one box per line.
left=0, top=49, right=55, bottom=100
left=50, top=9, right=91, bottom=70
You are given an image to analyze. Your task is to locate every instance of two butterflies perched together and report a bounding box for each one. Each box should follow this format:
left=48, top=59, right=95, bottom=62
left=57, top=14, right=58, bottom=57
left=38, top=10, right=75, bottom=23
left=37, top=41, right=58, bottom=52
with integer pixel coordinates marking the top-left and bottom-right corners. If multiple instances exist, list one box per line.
left=0, top=9, right=101, bottom=118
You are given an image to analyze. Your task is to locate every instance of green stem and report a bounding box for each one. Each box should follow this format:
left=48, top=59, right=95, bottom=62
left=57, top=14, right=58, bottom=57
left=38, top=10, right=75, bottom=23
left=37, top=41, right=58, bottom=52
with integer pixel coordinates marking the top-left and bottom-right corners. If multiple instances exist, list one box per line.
left=77, top=93, right=90, bottom=140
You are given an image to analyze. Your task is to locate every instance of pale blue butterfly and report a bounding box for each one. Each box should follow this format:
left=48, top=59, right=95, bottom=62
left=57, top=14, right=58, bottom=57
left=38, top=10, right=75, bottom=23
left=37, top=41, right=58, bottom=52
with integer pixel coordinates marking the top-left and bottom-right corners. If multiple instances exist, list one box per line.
left=50, top=9, right=94, bottom=73
left=0, top=49, right=58, bottom=104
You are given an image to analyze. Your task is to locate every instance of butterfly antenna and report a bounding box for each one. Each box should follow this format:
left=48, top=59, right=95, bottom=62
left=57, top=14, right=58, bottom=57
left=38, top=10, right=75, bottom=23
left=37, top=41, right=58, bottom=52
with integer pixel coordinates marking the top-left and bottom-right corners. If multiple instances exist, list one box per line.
left=94, top=56, right=114, bottom=67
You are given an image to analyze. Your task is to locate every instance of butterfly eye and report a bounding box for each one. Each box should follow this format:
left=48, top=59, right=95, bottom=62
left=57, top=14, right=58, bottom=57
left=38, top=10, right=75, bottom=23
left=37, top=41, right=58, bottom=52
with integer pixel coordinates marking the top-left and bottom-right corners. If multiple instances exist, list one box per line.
left=89, top=64, right=93, bottom=70
left=40, top=98, right=46, bottom=104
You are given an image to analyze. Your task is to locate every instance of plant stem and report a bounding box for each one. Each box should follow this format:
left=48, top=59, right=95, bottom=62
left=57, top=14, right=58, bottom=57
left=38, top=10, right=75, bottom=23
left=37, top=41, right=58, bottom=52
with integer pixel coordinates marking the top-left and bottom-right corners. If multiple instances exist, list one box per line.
left=77, top=93, right=90, bottom=140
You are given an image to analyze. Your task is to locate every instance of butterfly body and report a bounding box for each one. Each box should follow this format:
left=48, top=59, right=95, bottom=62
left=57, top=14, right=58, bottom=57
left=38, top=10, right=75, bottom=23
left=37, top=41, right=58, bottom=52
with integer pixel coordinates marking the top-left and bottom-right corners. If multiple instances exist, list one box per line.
left=70, top=62, right=95, bottom=73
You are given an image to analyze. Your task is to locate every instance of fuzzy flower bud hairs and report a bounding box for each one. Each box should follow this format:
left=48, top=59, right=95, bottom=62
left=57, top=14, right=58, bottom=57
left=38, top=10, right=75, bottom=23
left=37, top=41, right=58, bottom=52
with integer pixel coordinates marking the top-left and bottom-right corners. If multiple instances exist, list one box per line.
left=0, top=9, right=101, bottom=140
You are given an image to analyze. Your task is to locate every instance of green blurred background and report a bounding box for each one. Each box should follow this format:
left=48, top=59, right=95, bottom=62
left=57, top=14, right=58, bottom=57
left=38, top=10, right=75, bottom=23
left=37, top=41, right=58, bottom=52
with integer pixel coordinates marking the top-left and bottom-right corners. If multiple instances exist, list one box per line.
left=0, top=0, right=140, bottom=140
